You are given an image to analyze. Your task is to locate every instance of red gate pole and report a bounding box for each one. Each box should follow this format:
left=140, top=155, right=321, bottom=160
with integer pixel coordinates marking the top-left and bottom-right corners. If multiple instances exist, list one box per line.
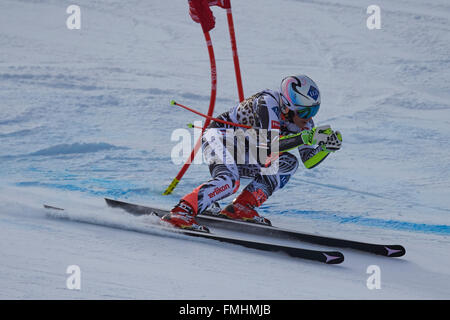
left=224, top=1, right=244, bottom=102
left=163, top=31, right=217, bottom=195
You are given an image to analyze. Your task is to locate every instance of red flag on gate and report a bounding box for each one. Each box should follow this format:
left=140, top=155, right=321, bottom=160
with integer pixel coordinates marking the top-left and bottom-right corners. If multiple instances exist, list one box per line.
left=188, top=0, right=232, bottom=32
left=188, top=0, right=216, bottom=33
left=209, top=0, right=231, bottom=9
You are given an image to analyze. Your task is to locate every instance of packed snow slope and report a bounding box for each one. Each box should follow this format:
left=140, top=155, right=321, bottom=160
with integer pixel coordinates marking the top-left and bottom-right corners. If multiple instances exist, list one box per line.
left=1, top=0, right=449, bottom=299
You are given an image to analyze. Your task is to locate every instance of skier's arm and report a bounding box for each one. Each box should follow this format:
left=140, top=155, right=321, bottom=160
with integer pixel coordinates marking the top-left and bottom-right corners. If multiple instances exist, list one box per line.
left=299, top=145, right=330, bottom=169
left=277, top=118, right=315, bottom=153
left=299, top=126, right=342, bottom=169
left=278, top=131, right=312, bottom=152
left=252, top=93, right=282, bottom=151
left=253, top=94, right=342, bottom=168
left=275, top=126, right=342, bottom=169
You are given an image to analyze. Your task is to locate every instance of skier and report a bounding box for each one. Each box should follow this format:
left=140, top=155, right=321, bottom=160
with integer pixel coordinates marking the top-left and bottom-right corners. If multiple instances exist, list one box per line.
left=162, top=75, right=342, bottom=232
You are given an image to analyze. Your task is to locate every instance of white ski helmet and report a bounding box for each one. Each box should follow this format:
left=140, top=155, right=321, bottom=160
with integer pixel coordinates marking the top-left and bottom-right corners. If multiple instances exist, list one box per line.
left=280, top=75, right=321, bottom=119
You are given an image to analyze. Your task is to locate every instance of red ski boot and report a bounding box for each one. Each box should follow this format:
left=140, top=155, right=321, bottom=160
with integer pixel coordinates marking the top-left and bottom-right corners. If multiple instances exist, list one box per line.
left=220, top=189, right=271, bottom=226
left=161, top=200, right=210, bottom=233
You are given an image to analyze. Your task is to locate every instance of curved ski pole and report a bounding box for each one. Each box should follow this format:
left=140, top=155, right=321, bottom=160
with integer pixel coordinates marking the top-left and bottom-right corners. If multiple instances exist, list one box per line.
left=163, top=31, right=217, bottom=195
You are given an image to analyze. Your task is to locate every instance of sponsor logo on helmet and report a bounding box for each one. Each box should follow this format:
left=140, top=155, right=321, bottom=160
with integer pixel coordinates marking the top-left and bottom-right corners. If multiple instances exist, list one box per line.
left=307, top=86, right=319, bottom=101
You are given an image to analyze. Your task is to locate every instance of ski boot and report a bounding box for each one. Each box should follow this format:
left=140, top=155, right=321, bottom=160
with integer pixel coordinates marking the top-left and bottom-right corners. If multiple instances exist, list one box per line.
left=161, top=200, right=210, bottom=233
left=220, top=189, right=271, bottom=226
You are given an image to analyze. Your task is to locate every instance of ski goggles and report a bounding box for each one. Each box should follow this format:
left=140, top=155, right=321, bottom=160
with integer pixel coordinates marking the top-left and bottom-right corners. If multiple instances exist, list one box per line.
left=295, top=104, right=320, bottom=119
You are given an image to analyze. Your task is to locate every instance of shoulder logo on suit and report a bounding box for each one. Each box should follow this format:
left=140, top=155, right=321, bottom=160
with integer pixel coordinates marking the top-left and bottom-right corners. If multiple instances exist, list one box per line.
left=271, top=106, right=280, bottom=116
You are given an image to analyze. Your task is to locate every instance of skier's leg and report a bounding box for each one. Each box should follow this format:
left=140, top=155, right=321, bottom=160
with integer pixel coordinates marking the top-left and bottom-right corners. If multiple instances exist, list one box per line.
left=162, top=129, right=240, bottom=231
left=181, top=128, right=240, bottom=214
left=245, top=152, right=299, bottom=200
left=180, top=162, right=240, bottom=215
left=220, top=152, right=299, bottom=224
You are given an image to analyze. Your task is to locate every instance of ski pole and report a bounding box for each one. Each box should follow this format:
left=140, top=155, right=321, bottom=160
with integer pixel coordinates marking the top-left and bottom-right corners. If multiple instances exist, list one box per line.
left=172, top=100, right=251, bottom=129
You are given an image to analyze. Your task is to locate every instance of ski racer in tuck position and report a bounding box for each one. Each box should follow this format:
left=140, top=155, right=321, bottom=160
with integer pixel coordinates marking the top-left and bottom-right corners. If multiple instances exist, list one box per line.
left=163, top=75, right=343, bottom=232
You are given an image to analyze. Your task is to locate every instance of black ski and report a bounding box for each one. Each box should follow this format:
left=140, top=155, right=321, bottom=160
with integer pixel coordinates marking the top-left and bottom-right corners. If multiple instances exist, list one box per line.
left=44, top=203, right=344, bottom=264
left=104, top=198, right=406, bottom=258
left=175, top=229, right=344, bottom=264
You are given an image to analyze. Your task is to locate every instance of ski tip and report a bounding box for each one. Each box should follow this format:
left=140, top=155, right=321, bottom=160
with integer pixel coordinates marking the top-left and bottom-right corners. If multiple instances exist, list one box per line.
left=105, top=198, right=122, bottom=206
left=43, top=204, right=64, bottom=211
left=323, top=252, right=345, bottom=264
left=104, top=198, right=116, bottom=206
left=384, top=245, right=406, bottom=257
